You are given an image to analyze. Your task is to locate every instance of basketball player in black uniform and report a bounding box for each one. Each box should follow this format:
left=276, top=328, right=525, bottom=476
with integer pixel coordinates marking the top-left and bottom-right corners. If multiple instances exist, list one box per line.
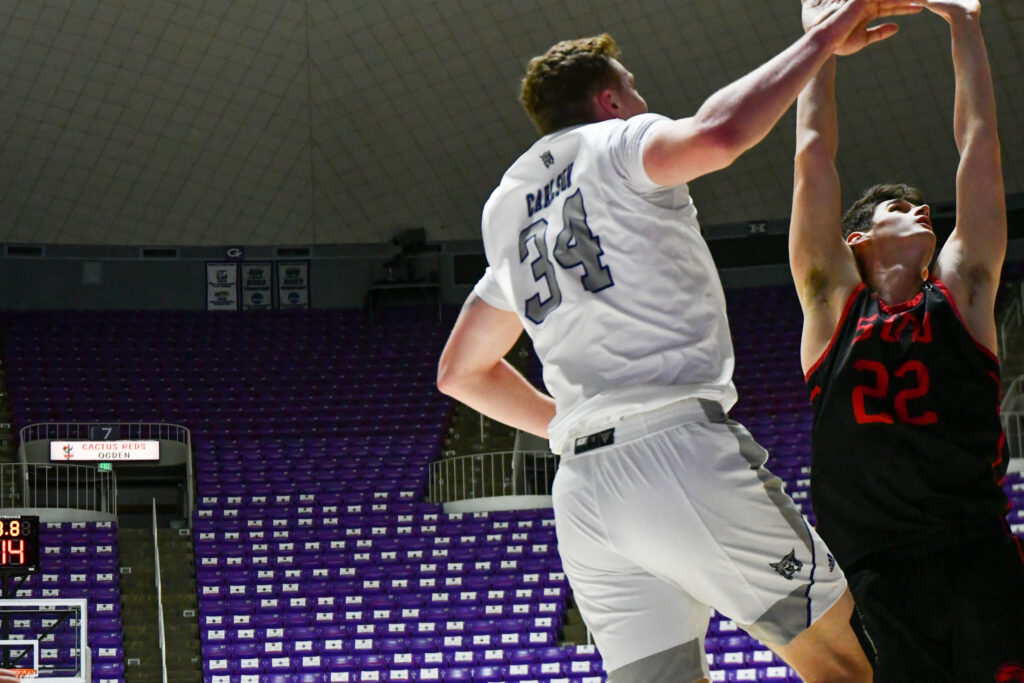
left=790, top=0, right=1024, bottom=679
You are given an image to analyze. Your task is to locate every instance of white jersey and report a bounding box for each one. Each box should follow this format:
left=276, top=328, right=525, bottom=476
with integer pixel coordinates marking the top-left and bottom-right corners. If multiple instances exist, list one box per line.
left=474, top=113, right=737, bottom=452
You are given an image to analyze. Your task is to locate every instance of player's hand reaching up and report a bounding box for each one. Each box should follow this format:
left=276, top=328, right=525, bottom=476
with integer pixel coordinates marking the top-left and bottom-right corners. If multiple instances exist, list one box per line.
left=0, top=670, right=27, bottom=682
left=802, top=0, right=924, bottom=55
left=919, top=0, right=980, bottom=24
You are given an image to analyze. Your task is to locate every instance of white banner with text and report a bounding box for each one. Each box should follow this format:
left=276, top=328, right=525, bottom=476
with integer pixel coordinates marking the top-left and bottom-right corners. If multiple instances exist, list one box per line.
left=277, top=261, right=310, bottom=309
left=206, top=262, right=240, bottom=311
left=241, top=262, right=274, bottom=310
left=51, top=440, right=161, bottom=462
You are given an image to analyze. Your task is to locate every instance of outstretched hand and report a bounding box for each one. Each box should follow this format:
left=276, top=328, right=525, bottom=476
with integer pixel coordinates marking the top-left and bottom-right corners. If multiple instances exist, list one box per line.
left=802, top=0, right=924, bottom=55
left=919, top=0, right=980, bottom=23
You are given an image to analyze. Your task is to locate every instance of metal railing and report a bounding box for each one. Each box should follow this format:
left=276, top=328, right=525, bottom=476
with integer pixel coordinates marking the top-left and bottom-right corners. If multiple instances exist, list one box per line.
left=428, top=451, right=559, bottom=504
left=19, top=422, right=190, bottom=444
left=153, top=500, right=169, bottom=683
left=999, top=280, right=1023, bottom=459
left=18, top=422, right=194, bottom=523
left=999, top=281, right=1023, bottom=382
left=1003, top=376, right=1023, bottom=461
left=0, top=462, right=116, bottom=513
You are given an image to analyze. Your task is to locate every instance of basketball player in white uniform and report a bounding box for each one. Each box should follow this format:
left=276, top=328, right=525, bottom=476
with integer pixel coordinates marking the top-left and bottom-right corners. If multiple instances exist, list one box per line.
left=438, top=3, right=921, bottom=681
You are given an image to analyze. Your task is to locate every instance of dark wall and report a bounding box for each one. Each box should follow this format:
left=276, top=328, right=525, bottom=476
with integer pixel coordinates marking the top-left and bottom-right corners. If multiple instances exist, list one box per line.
left=0, top=242, right=480, bottom=311
left=1, top=235, right=1021, bottom=312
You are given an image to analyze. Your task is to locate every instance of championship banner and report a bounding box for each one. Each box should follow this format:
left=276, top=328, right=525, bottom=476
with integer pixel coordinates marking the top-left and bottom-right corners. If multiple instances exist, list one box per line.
left=241, top=262, right=273, bottom=310
left=206, top=262, right=239, bottom=311
left=277, top=261, right=310, bottom=309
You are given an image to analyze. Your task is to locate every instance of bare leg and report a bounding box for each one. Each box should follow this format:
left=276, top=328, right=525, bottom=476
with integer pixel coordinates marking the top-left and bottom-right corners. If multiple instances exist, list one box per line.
left=767, top=589, right=872, bottom=683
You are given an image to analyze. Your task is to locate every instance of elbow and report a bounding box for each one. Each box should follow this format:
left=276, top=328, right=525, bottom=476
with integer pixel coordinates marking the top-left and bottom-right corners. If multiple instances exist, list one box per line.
left=794, top=131, right=827, bottom=161
left=436, top=359, right=460, bottom=398
left=643, top=115, right=741, bottom=185
left=435, top=374, right=461, bottom=400
left=793, top=139, right=838, bottom=181
left=436, top=352, right=473, bottom=399
left=958, top=127, right=1001, bottom=160
left=793, top=141, right=815, bottom=164
left=695, top=119, right=748, bottom=171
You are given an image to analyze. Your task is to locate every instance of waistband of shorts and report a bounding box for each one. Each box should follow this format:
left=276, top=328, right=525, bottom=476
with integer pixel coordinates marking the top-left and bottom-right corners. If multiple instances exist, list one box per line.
left=559, top=398, right=728, bottom=458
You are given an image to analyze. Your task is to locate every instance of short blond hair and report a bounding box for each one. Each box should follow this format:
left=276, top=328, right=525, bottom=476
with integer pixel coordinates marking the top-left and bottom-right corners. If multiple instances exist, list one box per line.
left=519, top=34, right=621, bottom=135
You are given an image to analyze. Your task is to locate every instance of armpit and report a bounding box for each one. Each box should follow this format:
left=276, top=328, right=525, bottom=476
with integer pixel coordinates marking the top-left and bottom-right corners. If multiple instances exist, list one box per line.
left=963, top=261, right=996, bottom=308
left=802, top=266, right=831, bottom=306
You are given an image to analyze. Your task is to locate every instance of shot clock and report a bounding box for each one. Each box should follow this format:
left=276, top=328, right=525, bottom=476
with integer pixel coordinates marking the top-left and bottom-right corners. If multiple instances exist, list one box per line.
left=0, top=515, right=40, bottom=574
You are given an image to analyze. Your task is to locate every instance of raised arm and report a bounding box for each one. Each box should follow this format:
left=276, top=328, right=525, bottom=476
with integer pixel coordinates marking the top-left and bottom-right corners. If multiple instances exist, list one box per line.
left=789, top=0, right=913, bottom=371
left=644, top=0, right=921, bottom=186
left=437, top=293, right=556, bottom=438
left=930, top=0, right=1005, bottom=350
left=790, top=57, right=863, bottom=372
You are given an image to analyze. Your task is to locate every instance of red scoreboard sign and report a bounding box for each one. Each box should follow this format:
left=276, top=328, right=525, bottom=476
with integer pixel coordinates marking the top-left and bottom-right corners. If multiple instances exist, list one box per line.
left=0, top=515, right=40, bottom=574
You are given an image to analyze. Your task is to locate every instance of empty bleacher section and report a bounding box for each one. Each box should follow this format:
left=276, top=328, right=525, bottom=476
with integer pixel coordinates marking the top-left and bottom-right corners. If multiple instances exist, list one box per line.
left=0, top=259, right=1020, bottom=681
left=22, top=522, right=122, bottom=680
left=0, top=307, right=578, bottom=681
left=727, top=287, right=815, bottom=525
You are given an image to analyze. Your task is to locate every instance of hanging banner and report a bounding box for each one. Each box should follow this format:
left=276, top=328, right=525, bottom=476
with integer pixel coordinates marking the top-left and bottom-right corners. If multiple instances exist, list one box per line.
left=206, top=262, right=239, bottom=311
left=241, top=262, right=273, bottom=310
left=277, top=261, right=310, bottom=309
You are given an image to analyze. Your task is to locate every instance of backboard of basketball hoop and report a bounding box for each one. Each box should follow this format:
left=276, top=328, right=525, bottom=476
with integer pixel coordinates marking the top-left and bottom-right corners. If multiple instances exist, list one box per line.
left=0, top=599, right=89, bottom=682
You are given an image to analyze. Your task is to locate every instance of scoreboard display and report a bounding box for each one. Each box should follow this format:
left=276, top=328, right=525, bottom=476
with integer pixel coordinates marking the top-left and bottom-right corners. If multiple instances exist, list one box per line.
left=0, top=515, right=40, bottom=574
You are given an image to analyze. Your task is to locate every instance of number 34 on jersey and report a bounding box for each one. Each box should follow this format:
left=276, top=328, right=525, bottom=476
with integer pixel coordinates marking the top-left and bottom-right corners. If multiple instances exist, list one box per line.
left=518, top=189, right=614, bottom=324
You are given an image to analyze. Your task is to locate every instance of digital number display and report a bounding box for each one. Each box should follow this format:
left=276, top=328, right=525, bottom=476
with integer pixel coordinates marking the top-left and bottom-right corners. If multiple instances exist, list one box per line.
left=0, top=515, right=40, bottom=574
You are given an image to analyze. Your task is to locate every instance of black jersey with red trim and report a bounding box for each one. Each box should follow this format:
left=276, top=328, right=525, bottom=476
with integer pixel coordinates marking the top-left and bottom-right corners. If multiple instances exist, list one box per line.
left=806, top=277, right=1008, bottom=568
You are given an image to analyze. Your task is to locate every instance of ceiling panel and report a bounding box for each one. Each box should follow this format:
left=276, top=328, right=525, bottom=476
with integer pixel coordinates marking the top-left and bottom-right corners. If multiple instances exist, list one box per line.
left=0, top=0, right=1020, bottom=245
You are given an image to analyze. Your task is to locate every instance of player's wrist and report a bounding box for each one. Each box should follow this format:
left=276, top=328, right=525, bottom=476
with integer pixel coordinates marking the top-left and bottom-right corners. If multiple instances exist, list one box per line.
left=928, top=0, right=980, bottom=25
left=945, top=7, right=980, bottom=27
left=804, top=21, right=843, bottom=56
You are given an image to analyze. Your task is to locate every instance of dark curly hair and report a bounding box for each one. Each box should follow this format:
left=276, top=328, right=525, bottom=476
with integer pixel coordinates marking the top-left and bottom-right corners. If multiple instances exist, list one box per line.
left=841, top=183, right=924, bottom=240
left=519, top=34, right=622, bottom=135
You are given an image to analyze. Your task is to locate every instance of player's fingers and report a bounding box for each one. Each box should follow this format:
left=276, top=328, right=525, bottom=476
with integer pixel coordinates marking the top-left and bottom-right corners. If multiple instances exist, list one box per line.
left=875, top=1, right=924, bottom=16
left=864, top=22, right=901, bottom=44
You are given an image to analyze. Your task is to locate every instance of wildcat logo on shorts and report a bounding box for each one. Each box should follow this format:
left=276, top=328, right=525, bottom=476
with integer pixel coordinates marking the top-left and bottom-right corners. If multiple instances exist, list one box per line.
left=770, top=549, right=803, bottom=580
left=995, top=663, right=1024, bottom=682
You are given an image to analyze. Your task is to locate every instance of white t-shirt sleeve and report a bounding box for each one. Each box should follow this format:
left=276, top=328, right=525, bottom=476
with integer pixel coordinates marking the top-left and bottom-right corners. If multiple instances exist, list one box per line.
left=472, top=267, right=516, bottom=311
left=608, top=113, right=673, bottom=193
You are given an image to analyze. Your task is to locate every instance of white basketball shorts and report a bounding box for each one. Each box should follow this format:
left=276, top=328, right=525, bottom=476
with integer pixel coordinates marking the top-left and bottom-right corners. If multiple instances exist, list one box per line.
left=551, top=398, right=847, bottom=682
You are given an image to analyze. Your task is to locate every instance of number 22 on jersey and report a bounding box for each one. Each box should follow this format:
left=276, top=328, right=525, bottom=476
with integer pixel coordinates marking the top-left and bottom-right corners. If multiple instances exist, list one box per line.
left=852, top=359, right=938, bottom=425
left=518, top=189, right=614, bottom=324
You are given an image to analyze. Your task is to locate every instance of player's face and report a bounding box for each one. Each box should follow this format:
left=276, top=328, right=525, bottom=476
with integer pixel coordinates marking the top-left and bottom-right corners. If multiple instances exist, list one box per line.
left=608, top=59, right=647, bottom=119
left=868, top=198, right=936, bottom=241
left=852, top=198, right=937, bottom=266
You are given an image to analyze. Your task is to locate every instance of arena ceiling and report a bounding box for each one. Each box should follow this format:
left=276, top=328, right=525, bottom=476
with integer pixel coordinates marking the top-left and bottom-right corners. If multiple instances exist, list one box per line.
left=0, top=0, right=1021, bottom=246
